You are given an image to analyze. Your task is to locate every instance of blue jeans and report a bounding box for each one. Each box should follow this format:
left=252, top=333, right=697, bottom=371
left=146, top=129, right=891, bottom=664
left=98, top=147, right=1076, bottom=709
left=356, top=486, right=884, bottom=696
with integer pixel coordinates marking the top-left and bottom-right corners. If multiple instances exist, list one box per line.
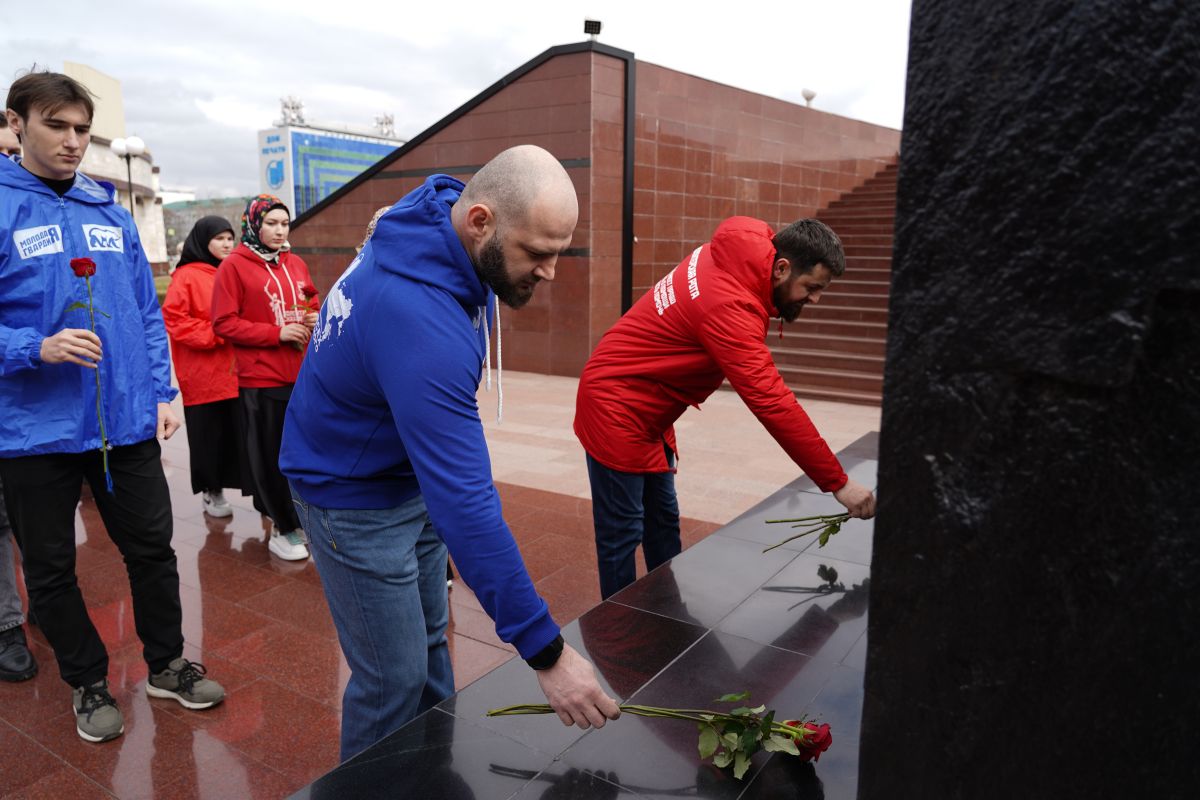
left=290, top=489, right=454, bottom=762
left=586, top=446, right=681, bottom=600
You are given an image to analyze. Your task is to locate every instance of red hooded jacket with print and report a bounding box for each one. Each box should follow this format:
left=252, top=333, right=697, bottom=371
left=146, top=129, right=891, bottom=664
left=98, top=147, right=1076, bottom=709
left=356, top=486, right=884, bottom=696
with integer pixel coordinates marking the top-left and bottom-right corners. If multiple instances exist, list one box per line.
left=161, top=261, right=238, bottom=406
left=573, top=216, right=847, bottom=492
left=210, top=243, right=319, bottom=388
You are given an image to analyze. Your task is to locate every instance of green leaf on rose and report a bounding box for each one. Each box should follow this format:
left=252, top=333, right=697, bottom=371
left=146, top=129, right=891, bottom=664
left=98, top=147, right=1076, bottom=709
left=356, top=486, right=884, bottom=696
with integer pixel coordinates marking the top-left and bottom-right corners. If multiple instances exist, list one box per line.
left=96, top=309, right=111, bottom=318
left=740, top=726, right=760, bottom=753
left=733, top=750, right=751, bottom=780
left=698, top=726, right=719, bottom=759
left=730, top=706, right=753, bottom=716
left=65, top=301, right=88, bottom=312
left=763, top=734, right=801, bottom=755
left=750, top=704, right=766, bottom=714
left=717, top=692, right=750, bottom=703
left=713, top=750, right=734, bottom=768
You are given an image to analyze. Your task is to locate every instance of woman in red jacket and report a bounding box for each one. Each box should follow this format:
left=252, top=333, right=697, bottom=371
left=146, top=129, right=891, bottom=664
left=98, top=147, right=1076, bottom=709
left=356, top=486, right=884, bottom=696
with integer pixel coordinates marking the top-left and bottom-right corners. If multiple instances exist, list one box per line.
left=211, top=195, right=319, bottom=562
left=162, top=216, right=243, bottom=518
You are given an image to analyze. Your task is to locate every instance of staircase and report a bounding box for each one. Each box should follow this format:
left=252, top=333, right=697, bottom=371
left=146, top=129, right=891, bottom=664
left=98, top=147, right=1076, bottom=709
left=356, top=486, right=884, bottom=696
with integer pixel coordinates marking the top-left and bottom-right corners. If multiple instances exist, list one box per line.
left=770, top=159, right=897, bottom=406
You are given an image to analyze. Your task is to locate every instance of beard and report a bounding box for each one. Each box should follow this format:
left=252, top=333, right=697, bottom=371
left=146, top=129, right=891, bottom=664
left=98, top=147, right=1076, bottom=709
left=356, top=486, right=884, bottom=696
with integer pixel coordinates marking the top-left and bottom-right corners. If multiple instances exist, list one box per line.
left=476, top=233, right=536, bottom=309
left=773, top=283, right=807, bottom=323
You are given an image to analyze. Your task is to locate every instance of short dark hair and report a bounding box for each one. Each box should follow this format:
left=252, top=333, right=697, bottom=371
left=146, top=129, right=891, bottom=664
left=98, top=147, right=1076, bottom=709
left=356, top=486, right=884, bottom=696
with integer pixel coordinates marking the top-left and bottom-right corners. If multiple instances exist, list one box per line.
left=773, top=219, right=845, bottom=277
left=6, top=69, right=95, bottom=123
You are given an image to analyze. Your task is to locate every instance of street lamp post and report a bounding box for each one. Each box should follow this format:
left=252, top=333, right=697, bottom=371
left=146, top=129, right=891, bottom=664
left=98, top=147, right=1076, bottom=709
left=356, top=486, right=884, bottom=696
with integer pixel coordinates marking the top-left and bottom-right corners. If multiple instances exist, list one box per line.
left=109, top=135, right=145, bottom=218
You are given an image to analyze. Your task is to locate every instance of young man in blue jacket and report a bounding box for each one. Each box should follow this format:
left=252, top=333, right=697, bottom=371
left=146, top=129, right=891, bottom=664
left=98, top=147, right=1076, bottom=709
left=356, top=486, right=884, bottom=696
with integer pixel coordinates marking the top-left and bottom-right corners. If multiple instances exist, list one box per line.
left=0, top=71, right=224, bottom=743
left=281, top=145, right=620, bottom=761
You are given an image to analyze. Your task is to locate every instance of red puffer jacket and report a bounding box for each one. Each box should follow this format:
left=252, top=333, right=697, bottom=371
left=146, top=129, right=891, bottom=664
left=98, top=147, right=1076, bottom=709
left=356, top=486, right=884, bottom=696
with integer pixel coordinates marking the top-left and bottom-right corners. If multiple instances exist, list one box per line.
left=574, top=216, right=847, bottom=492
left=211, top=244, right=319, bottom=388
left=161, top=262, right=238, bottom=406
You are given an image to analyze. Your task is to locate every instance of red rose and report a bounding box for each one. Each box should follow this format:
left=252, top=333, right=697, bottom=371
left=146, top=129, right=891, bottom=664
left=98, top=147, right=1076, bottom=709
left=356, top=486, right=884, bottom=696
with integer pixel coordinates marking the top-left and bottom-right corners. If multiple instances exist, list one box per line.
left=300, top=283, right=318, bottom=299
left=791, top=721, right=833, bottom=762
left=70, top=257, right=96, bottom=277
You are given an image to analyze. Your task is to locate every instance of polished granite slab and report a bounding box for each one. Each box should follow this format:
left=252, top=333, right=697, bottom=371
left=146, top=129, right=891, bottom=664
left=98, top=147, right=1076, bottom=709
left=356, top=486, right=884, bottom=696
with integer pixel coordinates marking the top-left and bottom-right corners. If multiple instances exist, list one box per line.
left=292, top=433, right=878, bottom=799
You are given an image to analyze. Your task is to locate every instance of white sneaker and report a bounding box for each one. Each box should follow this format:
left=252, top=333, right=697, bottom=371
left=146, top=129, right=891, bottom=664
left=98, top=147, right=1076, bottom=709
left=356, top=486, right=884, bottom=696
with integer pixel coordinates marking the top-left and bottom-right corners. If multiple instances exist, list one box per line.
left=268, top=529, right=309, bottom=561
left=202, top=490, right=234, bottom=518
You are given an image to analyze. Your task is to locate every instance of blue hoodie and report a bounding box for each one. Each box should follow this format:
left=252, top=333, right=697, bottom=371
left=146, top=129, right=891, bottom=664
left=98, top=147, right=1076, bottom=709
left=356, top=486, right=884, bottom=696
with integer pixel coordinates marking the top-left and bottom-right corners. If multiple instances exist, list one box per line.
left=0, top=156, right=176, bottom=458
left=280, top=175, right=559, bottom=659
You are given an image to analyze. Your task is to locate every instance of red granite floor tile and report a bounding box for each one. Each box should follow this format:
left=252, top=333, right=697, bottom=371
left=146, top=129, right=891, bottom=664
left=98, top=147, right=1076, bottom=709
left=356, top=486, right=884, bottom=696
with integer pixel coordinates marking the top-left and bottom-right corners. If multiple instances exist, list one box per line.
left=0, top=642, right=63, bottom=729
left=448, top=633, right=516, bottom=691
left=212, top=621, right=348, bottom=707
left=516, top=532, right=593, bottom=582
left=4, top=765, right=112, bottom=800
left=177, top=584, right=275, bottom=653
left=21, top=689, right=223, bottom=799
left=510, top=506, right=596, bottom=541
left=173, top=544, right=291, bottom=605
left=535, top=563, right=604, bottom=625
left=0, top=720, right=67, bottom=796
left=247, top=579, right=337, bottom=640
left=185, top=678, right=341, bottom=787
left=150, top=747, right=300, bottom=800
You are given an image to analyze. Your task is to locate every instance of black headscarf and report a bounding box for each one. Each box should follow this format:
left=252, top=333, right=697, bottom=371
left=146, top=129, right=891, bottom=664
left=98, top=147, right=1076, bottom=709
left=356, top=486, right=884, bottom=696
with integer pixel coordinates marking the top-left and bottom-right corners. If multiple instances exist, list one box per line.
left=178, top=215, right=236, bottom=268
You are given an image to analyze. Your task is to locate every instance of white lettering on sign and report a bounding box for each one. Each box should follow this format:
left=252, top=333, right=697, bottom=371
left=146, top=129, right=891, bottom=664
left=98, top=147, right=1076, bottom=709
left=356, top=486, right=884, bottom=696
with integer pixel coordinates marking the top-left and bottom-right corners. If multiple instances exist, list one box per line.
left=13, top=225, right=63, bottom=259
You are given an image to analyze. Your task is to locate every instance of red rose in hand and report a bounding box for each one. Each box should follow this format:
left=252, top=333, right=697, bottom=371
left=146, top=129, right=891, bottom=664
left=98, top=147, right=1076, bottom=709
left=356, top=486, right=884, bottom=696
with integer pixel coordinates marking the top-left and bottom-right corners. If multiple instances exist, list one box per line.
left=70, top=257, right=97, bottom=277
left=300, top=283, right=318, bottom=299
left=787, top=721, right=832, bottom=762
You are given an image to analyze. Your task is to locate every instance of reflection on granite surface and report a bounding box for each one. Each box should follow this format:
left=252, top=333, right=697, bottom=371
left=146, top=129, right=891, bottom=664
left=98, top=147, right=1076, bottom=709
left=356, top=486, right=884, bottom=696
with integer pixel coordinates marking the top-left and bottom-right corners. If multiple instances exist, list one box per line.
left=718, top=555, right=870, bottom=662
left=289, top=707, right=548, bottom=799
left=609, top=536, right=798, bottom=628
left=296, top=452, right=880, bottom=800
left=561, top=631, right=835, bottom=797
left=442, top=603, right=706, bottom=755
left=504, top=765, right=642, bottom=798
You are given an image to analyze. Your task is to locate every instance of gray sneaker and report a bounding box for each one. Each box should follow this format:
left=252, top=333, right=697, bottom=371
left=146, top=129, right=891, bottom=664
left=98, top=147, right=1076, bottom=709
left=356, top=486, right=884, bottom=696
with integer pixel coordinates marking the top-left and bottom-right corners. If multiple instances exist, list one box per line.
left=146, top=658, right=225, bottom=709
left=72, top=680, right=124, bottom=742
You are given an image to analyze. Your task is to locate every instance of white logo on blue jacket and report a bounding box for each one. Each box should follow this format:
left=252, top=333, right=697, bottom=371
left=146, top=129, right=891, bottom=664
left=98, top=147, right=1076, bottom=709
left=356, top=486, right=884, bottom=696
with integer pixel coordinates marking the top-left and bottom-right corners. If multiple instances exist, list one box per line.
left=13, top=225, right=64, bottom=259
left=82, top=224, right=124, bottom=253
left=314, top=251, right=364, bottom=352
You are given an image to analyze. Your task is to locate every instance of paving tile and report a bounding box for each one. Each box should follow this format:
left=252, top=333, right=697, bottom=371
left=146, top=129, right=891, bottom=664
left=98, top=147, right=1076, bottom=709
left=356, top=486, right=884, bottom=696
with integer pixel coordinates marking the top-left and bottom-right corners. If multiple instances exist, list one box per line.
left=212, top=620, right=348, bottom=707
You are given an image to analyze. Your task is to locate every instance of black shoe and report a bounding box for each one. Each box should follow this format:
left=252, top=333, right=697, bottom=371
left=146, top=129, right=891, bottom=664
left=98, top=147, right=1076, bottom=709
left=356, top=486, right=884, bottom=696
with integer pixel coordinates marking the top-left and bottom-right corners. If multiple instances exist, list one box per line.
left=0, top=625, right=37, bottom=682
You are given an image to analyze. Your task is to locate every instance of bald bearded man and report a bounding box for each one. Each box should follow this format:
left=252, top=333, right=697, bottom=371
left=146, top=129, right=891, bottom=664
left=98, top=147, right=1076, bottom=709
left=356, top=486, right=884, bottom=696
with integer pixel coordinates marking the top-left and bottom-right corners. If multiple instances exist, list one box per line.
left=281, top=146, right=619, bottom=761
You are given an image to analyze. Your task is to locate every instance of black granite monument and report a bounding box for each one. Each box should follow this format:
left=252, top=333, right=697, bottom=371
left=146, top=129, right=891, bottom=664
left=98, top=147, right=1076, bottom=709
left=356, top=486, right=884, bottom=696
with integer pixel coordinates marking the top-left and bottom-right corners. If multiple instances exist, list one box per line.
left=861, top=0, right=1199, bottom=796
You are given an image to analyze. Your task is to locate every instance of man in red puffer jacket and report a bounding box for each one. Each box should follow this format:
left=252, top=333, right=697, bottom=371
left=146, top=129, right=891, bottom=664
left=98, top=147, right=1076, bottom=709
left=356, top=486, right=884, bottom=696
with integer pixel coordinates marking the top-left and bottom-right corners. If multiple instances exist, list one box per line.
left=574, top=217, right=876, bottom=598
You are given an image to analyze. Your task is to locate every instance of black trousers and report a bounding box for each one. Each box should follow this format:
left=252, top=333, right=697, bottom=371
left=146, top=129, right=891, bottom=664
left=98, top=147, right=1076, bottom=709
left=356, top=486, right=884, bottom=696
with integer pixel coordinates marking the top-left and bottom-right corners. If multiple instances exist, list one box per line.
left=183, top=398, right=244, bottom=495
left=0, top=438, right=183, bottom=687
left=238, top=386, right=300, bottom=532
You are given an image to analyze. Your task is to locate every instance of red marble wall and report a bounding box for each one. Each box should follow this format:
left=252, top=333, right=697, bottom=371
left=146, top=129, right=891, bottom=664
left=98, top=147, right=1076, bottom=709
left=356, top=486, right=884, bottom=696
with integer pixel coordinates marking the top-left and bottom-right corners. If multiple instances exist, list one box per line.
left=630, top=62, right=902, bottom=302
left=289, top=52, right=596, bottom=377
left=291, top=48, right=901, bottom=378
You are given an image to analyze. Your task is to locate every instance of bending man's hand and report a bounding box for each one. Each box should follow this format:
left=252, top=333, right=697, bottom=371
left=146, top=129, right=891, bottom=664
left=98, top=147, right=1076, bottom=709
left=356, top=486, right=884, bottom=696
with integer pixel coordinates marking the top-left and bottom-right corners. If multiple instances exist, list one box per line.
left=40, top=328, right=102, bottom=368
left=535, top=643, right=621, bottom=729
left=157, top=402, right=181, bottom=440
left=834, top=478, right=876, bottom=519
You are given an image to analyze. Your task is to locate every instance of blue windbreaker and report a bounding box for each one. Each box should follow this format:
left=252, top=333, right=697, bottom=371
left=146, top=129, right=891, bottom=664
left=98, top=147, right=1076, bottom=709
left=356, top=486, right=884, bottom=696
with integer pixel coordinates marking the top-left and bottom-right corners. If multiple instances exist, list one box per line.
left=0, top=155, right=176, bottom=458
left=280, top=175, right=559, bottom=659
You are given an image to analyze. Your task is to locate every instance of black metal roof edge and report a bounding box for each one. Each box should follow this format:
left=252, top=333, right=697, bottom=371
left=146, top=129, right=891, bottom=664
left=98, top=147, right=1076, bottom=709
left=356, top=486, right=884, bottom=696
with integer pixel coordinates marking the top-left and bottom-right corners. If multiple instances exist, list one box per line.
left=292, top=40, right=635, bottom=230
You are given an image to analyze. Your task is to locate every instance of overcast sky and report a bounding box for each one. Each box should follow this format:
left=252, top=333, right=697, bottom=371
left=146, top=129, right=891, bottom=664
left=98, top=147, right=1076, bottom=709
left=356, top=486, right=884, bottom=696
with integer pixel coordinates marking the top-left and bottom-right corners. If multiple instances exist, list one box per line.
left=2, top=0, right=912, bottom=198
